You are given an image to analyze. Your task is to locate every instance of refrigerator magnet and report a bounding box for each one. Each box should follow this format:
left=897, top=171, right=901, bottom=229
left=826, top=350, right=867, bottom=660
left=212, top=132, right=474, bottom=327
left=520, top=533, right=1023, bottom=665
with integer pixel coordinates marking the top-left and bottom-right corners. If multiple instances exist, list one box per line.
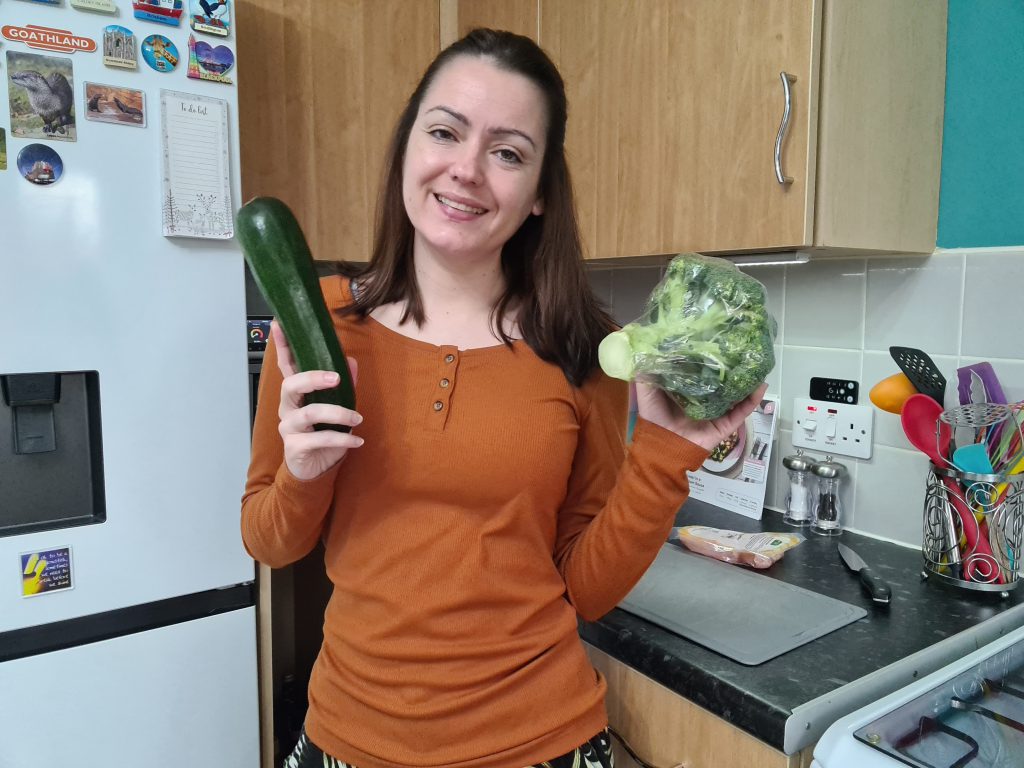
left=20, top=547, right=74, bottom=598
left=101, top=25, right=139, bottom=69
left=103, top=25, right=139, bottom=70
left=17, top=143, right=64, bottom=185
left=0, top=129, right=6, bottom=171
left=13, top=0, right=63, bottom=5
left=70, top=0, right=118, bottom=12
left=1, top=23, right=97, bottom=55
left=6, top=51, right=77, bottom=141
left=186, top=34, right=233, bottom=84
left=132, top=0, right=184, bottom=27
left=141, top=34, right=179, bottom=72
left=189, top=0, right=230, bottom=37
left=85, top=82, right=146, bottom=128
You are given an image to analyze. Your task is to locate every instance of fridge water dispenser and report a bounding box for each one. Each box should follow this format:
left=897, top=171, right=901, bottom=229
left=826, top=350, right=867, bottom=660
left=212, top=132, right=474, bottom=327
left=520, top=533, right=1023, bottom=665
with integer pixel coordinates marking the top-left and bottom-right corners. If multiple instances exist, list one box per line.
left=0, top=371, right=106, bottom=537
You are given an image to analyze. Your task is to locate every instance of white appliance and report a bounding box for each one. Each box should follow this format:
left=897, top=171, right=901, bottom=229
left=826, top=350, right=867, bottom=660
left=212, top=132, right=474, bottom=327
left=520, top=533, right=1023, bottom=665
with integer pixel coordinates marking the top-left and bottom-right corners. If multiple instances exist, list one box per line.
left=0, top=1, right=258, bottom=766
left=812, top=621, right=1024, bottom=767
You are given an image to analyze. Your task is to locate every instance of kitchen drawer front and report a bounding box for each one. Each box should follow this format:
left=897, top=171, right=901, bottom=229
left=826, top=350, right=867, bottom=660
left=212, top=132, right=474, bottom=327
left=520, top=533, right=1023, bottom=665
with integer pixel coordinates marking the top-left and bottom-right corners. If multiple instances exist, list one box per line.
left=584, top=643, right=813, bottom=768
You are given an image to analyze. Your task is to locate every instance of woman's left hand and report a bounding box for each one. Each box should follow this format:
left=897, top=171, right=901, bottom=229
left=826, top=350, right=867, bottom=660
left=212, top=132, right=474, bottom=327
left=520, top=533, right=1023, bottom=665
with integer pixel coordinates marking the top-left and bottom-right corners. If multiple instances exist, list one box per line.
left=635, top=381, right=769, bottom=452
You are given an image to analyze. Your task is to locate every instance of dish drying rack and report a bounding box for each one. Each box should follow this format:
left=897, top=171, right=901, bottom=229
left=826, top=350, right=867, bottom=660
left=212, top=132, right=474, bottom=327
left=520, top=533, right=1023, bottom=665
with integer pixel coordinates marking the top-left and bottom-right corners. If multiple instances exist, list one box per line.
left=922, top=402, right=1024, bottom=594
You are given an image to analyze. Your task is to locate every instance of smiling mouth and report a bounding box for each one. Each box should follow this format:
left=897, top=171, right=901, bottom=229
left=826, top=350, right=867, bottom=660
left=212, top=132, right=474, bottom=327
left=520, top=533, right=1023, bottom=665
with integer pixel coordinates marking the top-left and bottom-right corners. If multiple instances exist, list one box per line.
left=435, top=194, right=487, bottom=215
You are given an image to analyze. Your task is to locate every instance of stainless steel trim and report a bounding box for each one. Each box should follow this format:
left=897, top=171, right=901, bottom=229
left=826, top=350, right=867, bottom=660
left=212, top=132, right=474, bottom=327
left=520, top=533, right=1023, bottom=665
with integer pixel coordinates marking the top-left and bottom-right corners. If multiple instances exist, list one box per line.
left=774, top=72, right=797, bottom=185
left=783, top=601, right=1024, bottom=754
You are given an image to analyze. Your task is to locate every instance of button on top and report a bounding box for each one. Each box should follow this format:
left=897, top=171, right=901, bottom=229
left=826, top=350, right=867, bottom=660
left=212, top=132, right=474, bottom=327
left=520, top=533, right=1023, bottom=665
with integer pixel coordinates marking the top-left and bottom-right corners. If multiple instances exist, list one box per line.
left=440, top=378, right=450, bottom=388
left=433, top=401, right=444, bottom=412
left=444, top=354, right=455, bottom=363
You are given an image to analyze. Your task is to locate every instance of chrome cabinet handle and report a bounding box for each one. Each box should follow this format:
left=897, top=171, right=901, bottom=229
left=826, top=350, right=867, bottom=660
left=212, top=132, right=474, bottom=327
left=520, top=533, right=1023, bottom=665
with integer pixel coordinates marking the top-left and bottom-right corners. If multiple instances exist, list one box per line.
left=774, top=71, right=797, bottom=185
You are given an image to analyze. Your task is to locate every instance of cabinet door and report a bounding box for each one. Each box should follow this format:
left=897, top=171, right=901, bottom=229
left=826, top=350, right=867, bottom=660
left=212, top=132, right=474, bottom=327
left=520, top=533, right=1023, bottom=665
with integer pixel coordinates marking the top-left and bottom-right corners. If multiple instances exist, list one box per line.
left=237, top=0, right=439, bottom=262
left=584, top=644, right=810, bottom=768
left=541, top=0, right=818, bottom=260
left=442, top=0, right=538, bottom=45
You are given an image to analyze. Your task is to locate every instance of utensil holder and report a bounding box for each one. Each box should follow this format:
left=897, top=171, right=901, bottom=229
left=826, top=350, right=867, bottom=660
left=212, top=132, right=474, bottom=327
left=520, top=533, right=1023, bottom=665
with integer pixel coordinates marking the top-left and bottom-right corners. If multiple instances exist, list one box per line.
left=922, top=463, right=1023, bottom=593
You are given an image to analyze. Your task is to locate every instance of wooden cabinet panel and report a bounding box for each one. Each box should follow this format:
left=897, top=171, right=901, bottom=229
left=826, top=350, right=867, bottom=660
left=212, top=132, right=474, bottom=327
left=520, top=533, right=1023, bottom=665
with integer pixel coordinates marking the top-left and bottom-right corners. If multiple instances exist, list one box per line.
left=814, top=0, right=946, bottom=253
left=541, top=0, right=817, bottom=260
left=441, top=0, right=538, bottom=46
left=584, top=643, right=813, bottom=768
left=237, top=0, right=440, bottom=261
left=535, top=0, right=944, bottom=261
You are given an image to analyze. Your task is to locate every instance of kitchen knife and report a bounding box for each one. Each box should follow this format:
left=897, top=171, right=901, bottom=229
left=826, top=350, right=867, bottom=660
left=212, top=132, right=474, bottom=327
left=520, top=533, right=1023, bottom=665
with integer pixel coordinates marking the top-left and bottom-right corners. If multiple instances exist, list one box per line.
left=837, top=543, right=892, bottom=605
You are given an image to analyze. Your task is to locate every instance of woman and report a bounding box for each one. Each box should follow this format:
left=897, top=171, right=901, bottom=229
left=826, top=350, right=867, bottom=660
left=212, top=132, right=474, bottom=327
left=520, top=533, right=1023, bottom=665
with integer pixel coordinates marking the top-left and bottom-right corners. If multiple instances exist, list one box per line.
left=242, top=28, right=765, bottom=768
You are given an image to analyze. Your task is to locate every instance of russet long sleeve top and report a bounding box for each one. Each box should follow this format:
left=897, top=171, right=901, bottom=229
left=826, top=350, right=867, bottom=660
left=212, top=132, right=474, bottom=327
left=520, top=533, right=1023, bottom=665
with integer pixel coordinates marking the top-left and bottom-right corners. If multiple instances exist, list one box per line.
left=242, top=276, right=709, bottom=768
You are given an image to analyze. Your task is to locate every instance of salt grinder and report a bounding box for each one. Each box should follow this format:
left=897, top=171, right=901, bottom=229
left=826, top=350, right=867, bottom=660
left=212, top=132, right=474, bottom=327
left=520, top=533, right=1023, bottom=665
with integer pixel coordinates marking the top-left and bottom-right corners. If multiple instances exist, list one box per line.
left=782, top=449, right=815, bottom=527
left=811, top=455, right=847, bottom=537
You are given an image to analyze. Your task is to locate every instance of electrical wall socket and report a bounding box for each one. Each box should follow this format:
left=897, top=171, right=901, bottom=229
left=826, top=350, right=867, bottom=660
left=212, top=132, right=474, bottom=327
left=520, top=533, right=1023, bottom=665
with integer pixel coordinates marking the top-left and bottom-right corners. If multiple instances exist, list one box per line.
left=792, top=397, right=874, bottom=459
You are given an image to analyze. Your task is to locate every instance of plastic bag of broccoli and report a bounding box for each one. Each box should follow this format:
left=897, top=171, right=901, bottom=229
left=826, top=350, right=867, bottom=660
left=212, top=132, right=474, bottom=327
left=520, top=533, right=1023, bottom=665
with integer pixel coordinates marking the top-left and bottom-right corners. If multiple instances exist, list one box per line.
left=598, top=253, right=778, bottom=420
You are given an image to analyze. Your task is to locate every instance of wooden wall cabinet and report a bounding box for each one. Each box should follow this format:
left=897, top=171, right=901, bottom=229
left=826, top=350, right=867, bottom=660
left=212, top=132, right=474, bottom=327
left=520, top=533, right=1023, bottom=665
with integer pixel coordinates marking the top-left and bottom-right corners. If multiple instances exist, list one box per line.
left=237, top=0, right=441, bottom=263
left=450, top=0, right=947, bottom=261
left=584, top=644, right=815, bottom=768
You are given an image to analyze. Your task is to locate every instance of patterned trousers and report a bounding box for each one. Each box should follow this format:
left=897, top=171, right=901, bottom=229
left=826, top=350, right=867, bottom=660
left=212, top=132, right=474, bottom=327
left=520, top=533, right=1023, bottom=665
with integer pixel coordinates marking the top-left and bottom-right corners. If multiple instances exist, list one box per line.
left=283, top=727, right=614, bottom=768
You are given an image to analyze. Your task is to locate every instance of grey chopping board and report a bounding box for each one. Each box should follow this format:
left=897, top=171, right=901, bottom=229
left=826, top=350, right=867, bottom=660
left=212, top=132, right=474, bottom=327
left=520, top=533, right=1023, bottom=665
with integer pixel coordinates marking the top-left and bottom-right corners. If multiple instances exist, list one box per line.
left=619, top=543, right=867, bottom=666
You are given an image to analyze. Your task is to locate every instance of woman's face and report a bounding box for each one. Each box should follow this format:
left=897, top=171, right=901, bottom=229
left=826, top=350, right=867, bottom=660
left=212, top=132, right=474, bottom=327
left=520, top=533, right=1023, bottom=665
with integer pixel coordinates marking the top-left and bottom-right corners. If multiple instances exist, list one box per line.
left=402, top=55, right=547, bottom=265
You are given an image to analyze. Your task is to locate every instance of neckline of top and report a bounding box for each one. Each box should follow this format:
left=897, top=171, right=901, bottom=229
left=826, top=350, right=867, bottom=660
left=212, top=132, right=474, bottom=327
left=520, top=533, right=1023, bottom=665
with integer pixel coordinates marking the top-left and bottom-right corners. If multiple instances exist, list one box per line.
left=364, top=314, right=524, bottom=356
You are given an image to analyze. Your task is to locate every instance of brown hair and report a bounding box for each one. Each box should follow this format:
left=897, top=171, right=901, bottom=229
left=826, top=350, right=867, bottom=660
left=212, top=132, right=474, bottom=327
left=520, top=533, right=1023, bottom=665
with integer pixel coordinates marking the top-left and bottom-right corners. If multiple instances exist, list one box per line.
left=337, top=28, right=614, bottom=387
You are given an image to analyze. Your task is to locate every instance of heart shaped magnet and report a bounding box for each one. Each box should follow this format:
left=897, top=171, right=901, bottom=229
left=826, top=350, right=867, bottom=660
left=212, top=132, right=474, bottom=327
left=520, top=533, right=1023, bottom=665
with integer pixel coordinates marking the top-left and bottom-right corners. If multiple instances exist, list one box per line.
left=186, top=35, right=234, bottom=84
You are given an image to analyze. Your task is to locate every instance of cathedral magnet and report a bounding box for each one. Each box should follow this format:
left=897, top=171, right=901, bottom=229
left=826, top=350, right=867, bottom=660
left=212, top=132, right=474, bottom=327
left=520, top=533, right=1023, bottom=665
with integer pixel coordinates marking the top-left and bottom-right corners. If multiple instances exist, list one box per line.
left=103, top=25, right=138, bottom=69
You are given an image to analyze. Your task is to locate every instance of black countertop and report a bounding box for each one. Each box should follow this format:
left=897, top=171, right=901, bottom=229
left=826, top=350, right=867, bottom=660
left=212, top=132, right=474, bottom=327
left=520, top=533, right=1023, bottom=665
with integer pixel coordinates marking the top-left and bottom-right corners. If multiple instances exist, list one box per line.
left=578, top=500, right=1024, bottom=754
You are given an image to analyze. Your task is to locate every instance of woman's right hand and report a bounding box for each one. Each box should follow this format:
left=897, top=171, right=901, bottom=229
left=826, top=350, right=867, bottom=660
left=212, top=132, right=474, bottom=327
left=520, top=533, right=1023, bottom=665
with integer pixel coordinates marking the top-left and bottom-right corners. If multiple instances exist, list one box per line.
left=271, top=320, right=364, bottom=481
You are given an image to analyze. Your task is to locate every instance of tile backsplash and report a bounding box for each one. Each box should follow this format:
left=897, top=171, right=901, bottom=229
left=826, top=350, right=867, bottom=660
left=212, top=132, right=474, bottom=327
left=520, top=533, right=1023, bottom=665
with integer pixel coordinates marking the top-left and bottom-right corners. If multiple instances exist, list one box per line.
left=588, top=248, right=1024, bottom=548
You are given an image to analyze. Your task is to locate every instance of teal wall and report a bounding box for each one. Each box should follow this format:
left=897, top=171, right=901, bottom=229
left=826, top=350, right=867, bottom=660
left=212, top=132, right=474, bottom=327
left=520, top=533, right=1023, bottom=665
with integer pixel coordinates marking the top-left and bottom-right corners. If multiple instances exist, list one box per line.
left=937, top=0, right=1024, bottom=247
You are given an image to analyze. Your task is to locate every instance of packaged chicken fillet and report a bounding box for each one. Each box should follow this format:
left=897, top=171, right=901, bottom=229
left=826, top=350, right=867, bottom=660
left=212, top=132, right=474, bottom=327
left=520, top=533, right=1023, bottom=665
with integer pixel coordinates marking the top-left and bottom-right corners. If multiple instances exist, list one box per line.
left=671, top=526, right=802, bottom=569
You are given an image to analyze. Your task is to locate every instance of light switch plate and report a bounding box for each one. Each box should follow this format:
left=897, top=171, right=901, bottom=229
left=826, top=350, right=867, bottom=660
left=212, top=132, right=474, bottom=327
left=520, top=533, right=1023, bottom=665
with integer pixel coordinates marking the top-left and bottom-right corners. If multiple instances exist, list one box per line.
left=792, top=397, right=874, bottom=459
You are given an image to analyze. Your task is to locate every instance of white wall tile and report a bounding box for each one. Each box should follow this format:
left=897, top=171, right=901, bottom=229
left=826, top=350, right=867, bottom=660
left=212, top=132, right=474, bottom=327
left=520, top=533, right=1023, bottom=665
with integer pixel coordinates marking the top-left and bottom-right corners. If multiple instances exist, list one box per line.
left=962, top=250, right=1024, bottom=360
left=768, top=429, right=797, bottom=513
left=740, top=265, right=785, bottom=342
left=864, top=253, right=963, bottom=355
left=852, top=445, right=932, bottom=546
left=862, top=351, right=914, bottom=450
left=765, top=344, right=783, bottom=397
left=784, top=259, right=866, bottom=348
left=763, top=431, right=784, bottom=512
left=778, top=347, right=862, bottom=431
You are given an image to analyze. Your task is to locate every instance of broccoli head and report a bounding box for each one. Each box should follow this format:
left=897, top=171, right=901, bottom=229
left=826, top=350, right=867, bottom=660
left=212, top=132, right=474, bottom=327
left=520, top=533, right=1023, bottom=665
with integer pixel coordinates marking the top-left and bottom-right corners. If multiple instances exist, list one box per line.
left=598, top=252, right=777, bottom=420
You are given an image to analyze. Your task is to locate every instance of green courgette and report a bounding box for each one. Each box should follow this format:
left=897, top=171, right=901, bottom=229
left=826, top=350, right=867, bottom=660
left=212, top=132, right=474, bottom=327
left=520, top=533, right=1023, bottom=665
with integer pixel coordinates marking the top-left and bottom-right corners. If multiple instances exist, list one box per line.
left=236, top=197, right=355, bottom=431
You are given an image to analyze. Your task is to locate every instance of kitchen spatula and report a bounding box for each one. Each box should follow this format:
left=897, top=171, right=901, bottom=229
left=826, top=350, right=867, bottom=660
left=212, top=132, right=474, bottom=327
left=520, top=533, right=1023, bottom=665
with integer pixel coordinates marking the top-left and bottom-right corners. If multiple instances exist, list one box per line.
left=890, top=346, right=946, bottom=406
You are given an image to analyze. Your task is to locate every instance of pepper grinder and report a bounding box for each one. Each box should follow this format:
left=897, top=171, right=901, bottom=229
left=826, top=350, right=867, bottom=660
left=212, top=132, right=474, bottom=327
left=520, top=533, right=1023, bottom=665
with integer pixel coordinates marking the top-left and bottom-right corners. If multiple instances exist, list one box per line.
left=811, top=456, right=847, bottom=537
left=782, top=450, right=815, bottom=527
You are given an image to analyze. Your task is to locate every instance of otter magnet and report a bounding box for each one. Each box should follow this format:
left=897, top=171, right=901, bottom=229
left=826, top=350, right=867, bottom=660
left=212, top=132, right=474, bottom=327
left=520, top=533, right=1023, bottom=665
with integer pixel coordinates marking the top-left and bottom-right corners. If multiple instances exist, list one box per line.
left=6, top=51, right=76, bottom=142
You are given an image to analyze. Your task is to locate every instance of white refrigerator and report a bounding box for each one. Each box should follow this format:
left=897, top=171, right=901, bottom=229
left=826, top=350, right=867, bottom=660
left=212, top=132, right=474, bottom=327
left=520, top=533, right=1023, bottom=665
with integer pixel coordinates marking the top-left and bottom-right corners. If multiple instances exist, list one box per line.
left=0, top=1, right=259, bottom=765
